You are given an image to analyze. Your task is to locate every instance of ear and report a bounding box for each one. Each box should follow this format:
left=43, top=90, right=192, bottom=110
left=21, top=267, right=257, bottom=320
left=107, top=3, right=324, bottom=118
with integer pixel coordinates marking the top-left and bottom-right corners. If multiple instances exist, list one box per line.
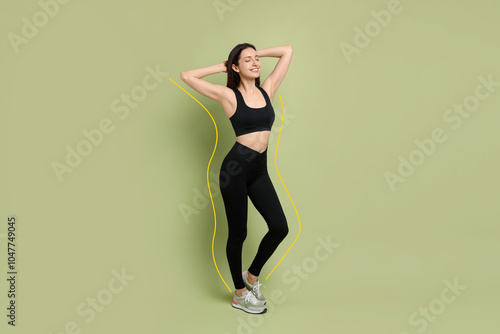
left=232, top=64, right=239, bottom=73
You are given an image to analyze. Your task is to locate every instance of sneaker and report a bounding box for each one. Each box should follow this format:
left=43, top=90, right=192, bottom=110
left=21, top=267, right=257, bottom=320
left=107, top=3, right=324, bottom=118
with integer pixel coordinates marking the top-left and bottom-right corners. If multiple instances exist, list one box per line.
left=242, top=271, right=266, bottom=305
left=232, top=289, right=267, bottom=314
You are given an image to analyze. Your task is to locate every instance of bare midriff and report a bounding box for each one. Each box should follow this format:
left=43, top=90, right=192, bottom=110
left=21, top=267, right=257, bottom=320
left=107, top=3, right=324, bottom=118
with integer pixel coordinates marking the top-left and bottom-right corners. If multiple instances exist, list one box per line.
left=236, top=130, right=270, bottom=153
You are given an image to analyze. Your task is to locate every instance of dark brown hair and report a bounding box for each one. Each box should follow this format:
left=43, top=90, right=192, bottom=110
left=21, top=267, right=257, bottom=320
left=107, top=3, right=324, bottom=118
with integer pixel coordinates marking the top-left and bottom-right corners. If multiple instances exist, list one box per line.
left=226, top=43, right=260, bottom=90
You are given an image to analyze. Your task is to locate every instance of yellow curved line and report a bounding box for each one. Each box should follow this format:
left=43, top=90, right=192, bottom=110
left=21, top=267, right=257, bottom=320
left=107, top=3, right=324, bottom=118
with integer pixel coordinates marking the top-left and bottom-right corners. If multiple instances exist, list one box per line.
left=169, top=78, right=300, bottom=289
left=264, top=93, right=301, bottom=280
left=169, top=78, right=232, bottom=293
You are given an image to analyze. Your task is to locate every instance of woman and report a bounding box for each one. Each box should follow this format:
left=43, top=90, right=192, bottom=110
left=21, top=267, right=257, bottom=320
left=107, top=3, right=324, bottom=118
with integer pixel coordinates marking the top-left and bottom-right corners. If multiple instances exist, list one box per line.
left=180, top=43, right=293, bottom=314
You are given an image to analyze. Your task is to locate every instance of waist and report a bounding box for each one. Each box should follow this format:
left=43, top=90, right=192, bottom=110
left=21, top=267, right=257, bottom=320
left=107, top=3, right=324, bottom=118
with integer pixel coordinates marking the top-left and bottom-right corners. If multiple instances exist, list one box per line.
left=236, top=131, right=270, bottom=152
left=227, top=141, right=267, bottom=166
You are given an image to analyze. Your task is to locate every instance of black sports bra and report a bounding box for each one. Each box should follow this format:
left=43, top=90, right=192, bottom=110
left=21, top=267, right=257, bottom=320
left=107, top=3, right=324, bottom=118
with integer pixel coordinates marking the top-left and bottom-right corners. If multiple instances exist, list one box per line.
left=229, top=86, right=275, bottom=137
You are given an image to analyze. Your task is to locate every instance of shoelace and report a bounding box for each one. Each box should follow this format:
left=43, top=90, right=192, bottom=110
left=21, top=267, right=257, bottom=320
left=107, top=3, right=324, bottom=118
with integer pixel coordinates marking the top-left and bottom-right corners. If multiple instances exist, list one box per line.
left=244, top=290, right=260, bottom=305
left=252, top=282, right=265, bottom=297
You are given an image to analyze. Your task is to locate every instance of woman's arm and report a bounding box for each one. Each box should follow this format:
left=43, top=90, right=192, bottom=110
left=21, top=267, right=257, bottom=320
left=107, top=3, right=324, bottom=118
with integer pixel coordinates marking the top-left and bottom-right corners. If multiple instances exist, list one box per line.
left=180, top=61, right=228, bottom=103
left=257, top=45, right=293, bottom=100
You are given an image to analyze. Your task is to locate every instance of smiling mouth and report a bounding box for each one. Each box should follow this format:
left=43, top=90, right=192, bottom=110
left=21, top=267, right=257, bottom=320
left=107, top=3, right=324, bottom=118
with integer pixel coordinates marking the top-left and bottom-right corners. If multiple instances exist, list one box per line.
left=251, top=68, right=259, bottom=72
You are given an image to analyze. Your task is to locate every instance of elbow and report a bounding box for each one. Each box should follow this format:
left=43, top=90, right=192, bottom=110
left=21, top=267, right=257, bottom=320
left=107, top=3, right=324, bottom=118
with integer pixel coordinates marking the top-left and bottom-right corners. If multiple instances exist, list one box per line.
left=180, top=71, right=190, bottom=83
left=180, top=71, right=187, bottom=82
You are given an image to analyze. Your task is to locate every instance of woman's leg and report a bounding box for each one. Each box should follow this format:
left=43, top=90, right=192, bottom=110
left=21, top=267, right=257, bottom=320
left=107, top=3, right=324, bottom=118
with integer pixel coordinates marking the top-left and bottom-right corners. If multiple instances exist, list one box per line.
left=247, top=171, right=289, bottom=277
left=220, top=154, right=249, bottom=290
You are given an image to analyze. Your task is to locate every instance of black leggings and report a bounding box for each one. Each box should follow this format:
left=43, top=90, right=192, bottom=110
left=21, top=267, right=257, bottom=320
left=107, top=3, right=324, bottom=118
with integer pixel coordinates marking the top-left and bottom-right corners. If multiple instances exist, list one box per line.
left=219, top=141, right=289, bottom=290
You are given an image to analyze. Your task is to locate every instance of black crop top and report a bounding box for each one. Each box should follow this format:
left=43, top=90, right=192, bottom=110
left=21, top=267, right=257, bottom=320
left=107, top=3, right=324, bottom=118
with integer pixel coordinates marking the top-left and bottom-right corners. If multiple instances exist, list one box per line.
left=229, top=86, right=275, bottom=137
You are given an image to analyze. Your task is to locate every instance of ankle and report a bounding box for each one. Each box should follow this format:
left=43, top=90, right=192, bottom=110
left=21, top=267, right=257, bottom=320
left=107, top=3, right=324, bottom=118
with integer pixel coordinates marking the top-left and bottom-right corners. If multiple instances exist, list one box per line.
left=235, top=287, right=246, bottom=297
left=246, top=272, right=258, bottom=284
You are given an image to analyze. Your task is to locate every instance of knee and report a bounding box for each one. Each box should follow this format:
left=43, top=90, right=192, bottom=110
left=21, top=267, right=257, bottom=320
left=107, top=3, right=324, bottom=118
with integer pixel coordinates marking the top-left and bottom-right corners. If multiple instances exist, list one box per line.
left=271, top=219, right=288, bottom=240
left=228, top=230, right=247, bottom=245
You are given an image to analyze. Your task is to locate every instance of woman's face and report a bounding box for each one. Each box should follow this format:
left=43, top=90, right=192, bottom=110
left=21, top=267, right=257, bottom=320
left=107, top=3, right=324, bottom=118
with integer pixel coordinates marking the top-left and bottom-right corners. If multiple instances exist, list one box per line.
left=233, top=47, right=260, bottom=79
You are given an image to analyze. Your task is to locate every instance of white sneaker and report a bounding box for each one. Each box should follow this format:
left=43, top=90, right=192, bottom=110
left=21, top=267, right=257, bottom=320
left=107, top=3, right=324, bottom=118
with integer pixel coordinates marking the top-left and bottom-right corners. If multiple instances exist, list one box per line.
left=232, top=289, right=267, bottom=314
left=243, top=271, right=266, bottom=305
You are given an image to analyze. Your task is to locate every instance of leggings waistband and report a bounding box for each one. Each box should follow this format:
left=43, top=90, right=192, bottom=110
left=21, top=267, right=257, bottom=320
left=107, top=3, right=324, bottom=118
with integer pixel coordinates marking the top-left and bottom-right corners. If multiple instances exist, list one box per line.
left=228, top=141, right=267, bottom=165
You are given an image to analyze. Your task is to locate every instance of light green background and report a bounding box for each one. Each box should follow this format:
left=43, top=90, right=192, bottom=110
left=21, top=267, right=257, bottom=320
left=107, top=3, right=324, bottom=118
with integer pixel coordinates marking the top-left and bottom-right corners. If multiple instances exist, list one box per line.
left=1, top=0, right=499, bottom=333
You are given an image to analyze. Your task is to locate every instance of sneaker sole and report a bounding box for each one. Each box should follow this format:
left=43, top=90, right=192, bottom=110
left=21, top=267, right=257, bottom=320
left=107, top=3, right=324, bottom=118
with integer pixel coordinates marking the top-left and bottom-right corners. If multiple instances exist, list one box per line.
left=232, top=302, right=267, bottom=315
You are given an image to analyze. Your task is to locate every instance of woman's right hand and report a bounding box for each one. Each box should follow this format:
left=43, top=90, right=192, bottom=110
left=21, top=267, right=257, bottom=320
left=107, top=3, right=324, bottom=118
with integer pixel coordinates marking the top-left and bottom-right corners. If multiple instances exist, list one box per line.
left=221, top=61, right=228, bottom=73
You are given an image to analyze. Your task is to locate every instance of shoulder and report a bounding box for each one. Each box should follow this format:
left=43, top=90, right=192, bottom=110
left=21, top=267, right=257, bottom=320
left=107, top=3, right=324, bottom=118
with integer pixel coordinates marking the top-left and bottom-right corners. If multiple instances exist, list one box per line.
left=259, top=82, right=273, bottom=102
left=219, top=86, right=237, bottom=102
left=219, top=86, right=238, bottom=118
